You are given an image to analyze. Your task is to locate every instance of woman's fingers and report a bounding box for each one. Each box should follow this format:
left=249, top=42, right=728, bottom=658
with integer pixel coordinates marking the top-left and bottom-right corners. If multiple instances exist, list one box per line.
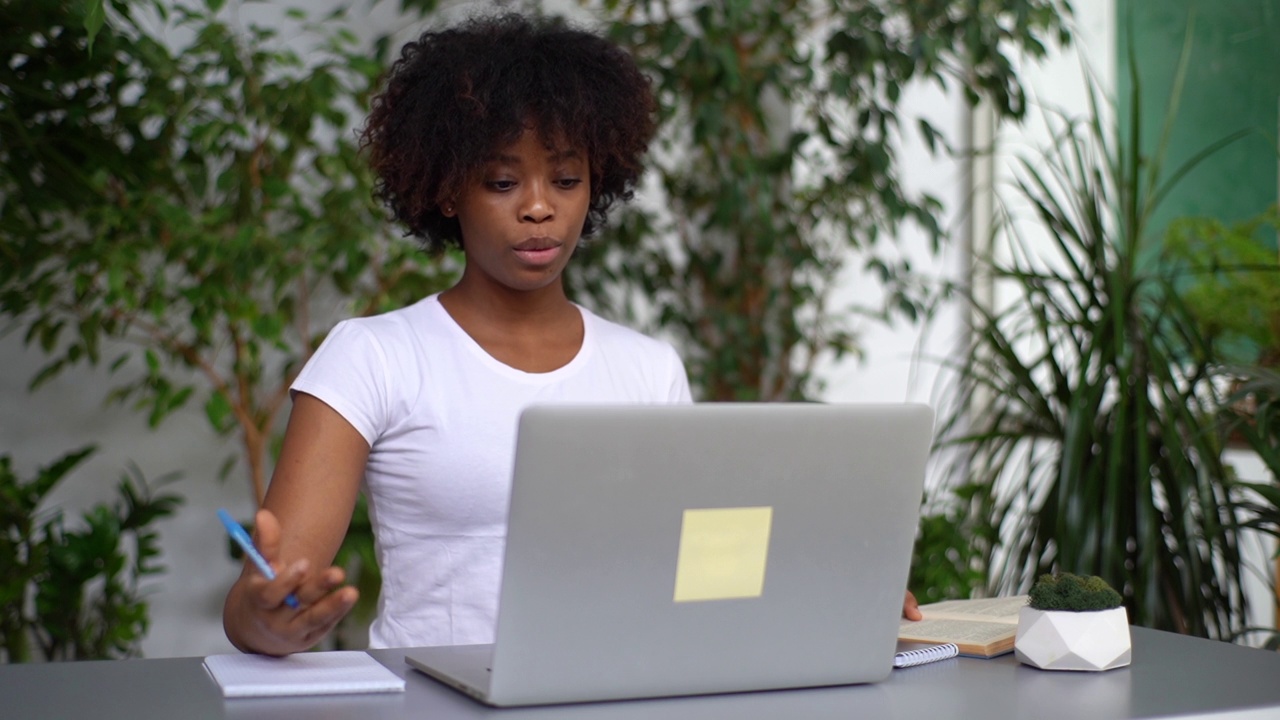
left=286, top=585, right=359, bottom=641
left=242, top=507, right=358, bottom=651
left=902, top=590, right=922, bottom=621
left=251, top=509, right=284, bottom=567
left=246, top=576, right=357, bottom=653
left=293, top=566, right=349, bottom=607
left=240, top=508, right=300, bottom=608
left=241, top=556, right=298, bottom=608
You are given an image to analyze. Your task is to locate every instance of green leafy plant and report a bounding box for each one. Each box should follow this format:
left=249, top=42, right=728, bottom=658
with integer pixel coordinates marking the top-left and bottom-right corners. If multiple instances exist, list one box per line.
left=1028, top=573, right=1123, bottom=612
left=932, top=34, right=1252, bottom=638
left=546, top=0, right=1073, bottom=400
left=1165, top=208, right=1280, bottom=368
left=1176, top=208, right=1280, bottom=647
left=2, top=0, right=460, bottom=647
left=909, top=503, right=992, bottom=604
left=1224, top=367, right=1280, bottom=525
left=0, top=0, right=458, bottom=506
left=0, top=448, right=183, bottom=662
left=1219, top=365, right=1280, bottom=649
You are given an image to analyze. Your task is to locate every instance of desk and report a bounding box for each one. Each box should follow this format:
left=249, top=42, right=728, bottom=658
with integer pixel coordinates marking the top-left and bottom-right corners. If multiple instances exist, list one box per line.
left=3, top=628, right=1279, bottom=719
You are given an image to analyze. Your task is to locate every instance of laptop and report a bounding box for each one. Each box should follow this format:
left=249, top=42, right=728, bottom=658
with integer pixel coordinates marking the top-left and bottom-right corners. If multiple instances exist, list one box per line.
left=405, top=402, right=934, bottom=707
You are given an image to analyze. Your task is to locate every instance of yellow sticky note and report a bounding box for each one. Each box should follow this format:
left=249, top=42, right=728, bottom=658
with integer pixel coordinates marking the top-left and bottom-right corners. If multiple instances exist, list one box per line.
left=673, top=506, right=773, bottom=603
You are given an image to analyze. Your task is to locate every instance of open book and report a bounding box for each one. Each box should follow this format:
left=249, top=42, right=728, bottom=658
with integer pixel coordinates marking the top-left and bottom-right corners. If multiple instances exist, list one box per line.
left=897, top=595, right=1028, bottom=658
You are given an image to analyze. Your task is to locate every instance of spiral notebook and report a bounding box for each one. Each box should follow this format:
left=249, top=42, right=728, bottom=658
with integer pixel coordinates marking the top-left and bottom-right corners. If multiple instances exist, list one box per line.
left=203, top=650, right=405, bottom=697
left=893, top=641, right=960, bottom=669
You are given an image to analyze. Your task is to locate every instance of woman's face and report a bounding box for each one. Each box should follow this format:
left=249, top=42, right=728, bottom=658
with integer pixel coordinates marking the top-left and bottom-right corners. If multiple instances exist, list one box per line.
left=447, top=128, right=591, bottom=297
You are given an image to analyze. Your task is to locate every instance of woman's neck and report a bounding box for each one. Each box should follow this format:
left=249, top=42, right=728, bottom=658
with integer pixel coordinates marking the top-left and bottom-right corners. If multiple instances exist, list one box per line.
left=439, top=276, right=574, bottom=327
left=437, top=281, right=584, bottom=373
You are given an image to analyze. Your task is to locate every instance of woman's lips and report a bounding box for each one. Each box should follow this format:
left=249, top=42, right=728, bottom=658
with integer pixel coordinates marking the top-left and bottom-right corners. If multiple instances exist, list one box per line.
left=513, top=238, right=562, bottom=266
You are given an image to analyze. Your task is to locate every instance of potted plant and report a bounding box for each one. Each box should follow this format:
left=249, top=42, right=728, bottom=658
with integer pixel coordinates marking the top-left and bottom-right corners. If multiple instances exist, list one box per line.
left=1015, top=573, right=1130, bottom=671
left=930, top=38, right=1253, bottom=638
left=0, top=447, right=182, bottom=661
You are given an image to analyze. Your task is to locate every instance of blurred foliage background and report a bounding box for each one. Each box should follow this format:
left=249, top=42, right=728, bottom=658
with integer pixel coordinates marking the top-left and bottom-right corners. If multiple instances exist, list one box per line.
left=6, top=0, right=1279, bottom=657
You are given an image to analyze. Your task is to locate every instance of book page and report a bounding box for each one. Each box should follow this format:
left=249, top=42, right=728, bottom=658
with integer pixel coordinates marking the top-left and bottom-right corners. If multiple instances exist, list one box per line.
left=916, top=595, right=1028, bottom=624
left=898, top=617, right=1017, bottom=644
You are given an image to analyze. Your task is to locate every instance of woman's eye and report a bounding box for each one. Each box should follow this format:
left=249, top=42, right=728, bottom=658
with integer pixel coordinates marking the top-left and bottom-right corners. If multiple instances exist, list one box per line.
left=555, top=178, right=583, bottom=189
left=487, top=180, right=516, bottom=191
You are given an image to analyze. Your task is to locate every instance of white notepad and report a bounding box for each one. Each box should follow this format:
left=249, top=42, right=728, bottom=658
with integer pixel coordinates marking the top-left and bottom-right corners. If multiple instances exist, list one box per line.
left=203, top=650, right=406, bottom=697
left=893, top=642, right=960, bottom=669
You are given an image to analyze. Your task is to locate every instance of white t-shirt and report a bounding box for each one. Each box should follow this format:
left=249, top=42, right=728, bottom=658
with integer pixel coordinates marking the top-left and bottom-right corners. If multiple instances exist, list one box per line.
left=291, top=294, right=691, bottom=648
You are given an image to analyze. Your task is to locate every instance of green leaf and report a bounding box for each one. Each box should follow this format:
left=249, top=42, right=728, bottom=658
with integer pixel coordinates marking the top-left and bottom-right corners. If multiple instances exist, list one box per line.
left=84, top=0, right=107, bottom=55
left=204, top=392, right=235, bottom=434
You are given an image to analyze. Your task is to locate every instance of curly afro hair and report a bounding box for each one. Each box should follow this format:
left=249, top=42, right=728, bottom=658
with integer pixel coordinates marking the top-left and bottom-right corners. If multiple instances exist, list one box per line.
left=360, top=12, right=657, bottom=253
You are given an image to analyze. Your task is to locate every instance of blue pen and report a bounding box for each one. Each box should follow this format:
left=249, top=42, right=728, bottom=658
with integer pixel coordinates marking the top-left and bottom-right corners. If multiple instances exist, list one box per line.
left=218, top=508, right=301, bottom=609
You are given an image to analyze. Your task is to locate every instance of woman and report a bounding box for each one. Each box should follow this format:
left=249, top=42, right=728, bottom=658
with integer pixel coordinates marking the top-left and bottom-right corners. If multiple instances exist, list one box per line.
left=222, top=12, right=690, bottom=656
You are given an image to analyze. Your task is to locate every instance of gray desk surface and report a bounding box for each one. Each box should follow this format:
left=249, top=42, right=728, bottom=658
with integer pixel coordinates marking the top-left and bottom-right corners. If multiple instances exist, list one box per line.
left=3, top=627, right=1279, bottom=720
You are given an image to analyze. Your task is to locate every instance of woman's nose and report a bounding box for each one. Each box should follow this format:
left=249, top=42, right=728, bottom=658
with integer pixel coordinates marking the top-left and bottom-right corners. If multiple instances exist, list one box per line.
left=521, top=182, right=553, bottom=223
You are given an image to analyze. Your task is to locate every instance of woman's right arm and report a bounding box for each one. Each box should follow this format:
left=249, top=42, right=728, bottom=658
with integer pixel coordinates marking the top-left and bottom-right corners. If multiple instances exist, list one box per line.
left=222, top=392, right=370, bottom=655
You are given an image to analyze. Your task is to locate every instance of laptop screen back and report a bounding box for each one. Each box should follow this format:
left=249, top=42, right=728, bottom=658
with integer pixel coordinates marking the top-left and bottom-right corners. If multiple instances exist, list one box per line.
left=485, top=402, right=934, bottom=706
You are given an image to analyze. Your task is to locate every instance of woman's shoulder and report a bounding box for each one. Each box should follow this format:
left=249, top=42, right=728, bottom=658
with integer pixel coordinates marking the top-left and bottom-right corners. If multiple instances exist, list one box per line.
left=580, top=306, right=682, bottom=363
left=324, top=295, right=445, bottom=349
left=338, top=294, right=440, bottom=332
left=578, top=306, right=691, bottom=402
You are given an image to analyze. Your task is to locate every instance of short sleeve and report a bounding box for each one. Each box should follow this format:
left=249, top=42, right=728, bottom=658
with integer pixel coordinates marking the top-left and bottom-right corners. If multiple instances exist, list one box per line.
left=664, top=344, right=693, bottom=403
left=290, top=320, right=390, bottom=447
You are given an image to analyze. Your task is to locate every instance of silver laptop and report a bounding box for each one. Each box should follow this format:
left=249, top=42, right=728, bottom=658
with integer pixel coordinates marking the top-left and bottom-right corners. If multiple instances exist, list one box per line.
left=405, top=402, right=934, bottom=707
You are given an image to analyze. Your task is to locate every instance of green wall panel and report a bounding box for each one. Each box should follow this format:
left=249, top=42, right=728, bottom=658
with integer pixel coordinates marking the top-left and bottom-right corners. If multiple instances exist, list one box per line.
left=1116, top=0, right=1279, bottom=249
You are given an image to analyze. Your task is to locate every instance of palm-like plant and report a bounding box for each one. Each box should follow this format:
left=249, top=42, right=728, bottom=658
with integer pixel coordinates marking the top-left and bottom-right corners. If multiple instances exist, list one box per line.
left=1220, top=364, right=1280, bottom=647
left=934, top=43, right=1252, bottom=638
left=1224, top=366, right=1280, bottom=527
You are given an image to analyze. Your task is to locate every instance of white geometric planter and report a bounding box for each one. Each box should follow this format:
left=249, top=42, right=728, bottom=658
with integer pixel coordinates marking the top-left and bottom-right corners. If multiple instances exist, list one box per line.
left=1014, top=606, right=1132, bottom=671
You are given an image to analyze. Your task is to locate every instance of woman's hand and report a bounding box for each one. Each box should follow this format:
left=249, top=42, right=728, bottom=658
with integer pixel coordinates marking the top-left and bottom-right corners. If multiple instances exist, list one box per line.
left=902, top=590, right=922, bottom=621
left=222, top=393, right=369, bottom=656
left=223, top=509, right=358, bottom=656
